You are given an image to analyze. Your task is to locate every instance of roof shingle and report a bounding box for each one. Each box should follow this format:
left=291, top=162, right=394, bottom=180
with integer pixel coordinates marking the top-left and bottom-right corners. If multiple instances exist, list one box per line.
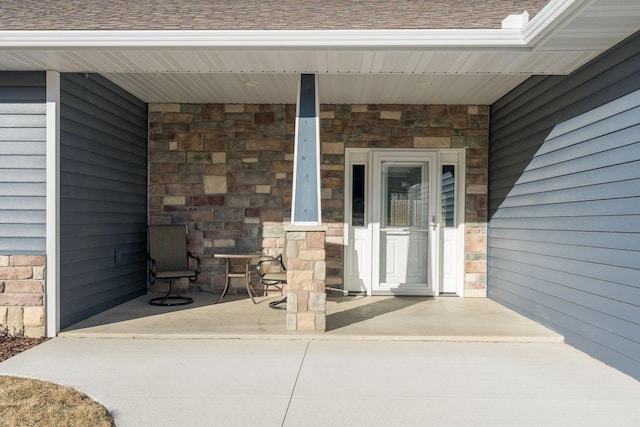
left=0, top=0, right=550, bottom=31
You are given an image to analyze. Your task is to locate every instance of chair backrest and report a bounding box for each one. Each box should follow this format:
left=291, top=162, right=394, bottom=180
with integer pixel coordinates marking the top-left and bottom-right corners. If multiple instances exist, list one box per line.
left=281, top=237, right=288, bottom=269
left=281, top=248, right=287, bottom=270
left=148, top=225, right=189, bottom=271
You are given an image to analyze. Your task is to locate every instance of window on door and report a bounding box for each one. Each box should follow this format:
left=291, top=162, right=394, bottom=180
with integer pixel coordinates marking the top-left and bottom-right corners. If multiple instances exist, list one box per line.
left=352, top=164, right=365, bottom=227
left=383, top=164, right=427, bottom=228
left=441, top=165, right=456, bottom=227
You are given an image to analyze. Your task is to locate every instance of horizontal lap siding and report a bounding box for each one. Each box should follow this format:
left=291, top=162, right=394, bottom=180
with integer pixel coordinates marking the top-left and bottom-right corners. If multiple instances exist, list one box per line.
left=60, top=73, right=148, bottom=329
left=0, top=72, right=46, bottom=254
left=489, top=32, right=640, bottom=380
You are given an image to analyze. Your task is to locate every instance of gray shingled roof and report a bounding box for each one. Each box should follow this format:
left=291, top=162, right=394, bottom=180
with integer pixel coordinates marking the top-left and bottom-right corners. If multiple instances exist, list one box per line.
left=0, top=0, right=550, bottom=31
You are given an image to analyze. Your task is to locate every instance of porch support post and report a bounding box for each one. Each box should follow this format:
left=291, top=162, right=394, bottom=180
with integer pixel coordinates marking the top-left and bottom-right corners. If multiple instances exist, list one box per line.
left=291, top=74, right=321, bottom=225
left=286, top=74, right=326, bottom=332
left=45, top=70, right=60, bottom=337
left=285, top=226, right=327, bottom=332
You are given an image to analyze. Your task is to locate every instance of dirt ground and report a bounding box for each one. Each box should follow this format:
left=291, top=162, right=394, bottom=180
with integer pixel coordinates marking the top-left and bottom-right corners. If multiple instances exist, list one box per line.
left=0, top=337, right=47, bottom=363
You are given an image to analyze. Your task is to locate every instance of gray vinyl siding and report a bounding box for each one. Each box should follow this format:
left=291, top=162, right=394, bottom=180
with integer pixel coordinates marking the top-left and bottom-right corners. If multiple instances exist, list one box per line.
left=60, top=73, right=147, bottom=329
left=0, top=72, right=46, bottom=254
left=489, top=31, right=640, bottom=380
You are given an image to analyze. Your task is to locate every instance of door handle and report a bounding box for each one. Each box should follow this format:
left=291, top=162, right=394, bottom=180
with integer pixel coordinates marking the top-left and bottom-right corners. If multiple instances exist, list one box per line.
left=429, top=215, right=438, bottom=231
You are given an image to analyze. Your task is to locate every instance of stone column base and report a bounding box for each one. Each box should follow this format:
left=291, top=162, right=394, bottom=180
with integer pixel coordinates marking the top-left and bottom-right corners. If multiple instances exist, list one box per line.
left=284, top=226, right=326, bottom=332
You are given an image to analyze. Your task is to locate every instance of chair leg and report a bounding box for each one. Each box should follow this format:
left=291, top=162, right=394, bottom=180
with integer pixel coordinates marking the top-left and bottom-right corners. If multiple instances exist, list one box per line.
left=149, top=279, right=194, bottom=306
left=268, top=295, right=287, bottom=310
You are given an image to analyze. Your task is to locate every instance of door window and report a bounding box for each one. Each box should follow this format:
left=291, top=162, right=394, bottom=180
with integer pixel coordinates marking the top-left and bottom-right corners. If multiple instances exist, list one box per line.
left=382, top=163, right=427, bottom=228
left=441, top=165, right=456, bottom=227
left=351, top=164, right=366, bottom=227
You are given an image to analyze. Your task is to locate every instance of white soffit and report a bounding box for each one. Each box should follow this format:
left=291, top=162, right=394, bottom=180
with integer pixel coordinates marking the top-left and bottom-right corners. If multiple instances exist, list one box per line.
left=103, top=73, right=533, bottom=105
left=0, top=0, right=638, bottom=104
left=0, top=49, right=598, bottom=75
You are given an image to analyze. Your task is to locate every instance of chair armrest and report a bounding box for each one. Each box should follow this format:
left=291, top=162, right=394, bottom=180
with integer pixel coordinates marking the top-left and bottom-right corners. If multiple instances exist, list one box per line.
left=256, top=256, right=276, bottom=276
left=187, top=252, right=202, bottom=274
left=275, top=254, right=286, bottom=271
left=256, top=254, right=286, bottom=277
left=147, top=253, right=157, bottom=284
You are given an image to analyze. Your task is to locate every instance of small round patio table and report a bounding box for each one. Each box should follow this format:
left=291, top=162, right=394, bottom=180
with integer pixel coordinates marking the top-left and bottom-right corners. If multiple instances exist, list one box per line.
left=213, top=252, right=263, bottom=304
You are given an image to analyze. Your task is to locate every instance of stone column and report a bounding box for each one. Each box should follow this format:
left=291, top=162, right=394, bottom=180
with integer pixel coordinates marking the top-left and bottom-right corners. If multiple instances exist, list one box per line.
left=285, top=226, right=326, bottom=332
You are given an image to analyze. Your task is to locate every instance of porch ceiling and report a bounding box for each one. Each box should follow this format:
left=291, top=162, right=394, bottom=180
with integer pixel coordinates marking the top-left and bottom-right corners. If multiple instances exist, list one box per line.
left=0, top=0, right=639, bottom=105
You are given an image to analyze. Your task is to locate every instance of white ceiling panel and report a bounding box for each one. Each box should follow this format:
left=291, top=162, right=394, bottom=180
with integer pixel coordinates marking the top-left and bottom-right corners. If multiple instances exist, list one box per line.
left=0, top=0, right=638, bottom=105
left=103, top=72, right=531, bottom=105
left=0, top=46, right=610, bottom=104
left=104, top=73, right=299, bottom=104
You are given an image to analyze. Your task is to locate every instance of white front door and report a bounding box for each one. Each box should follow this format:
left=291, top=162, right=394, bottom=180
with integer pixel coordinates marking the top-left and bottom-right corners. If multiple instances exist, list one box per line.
left=344, top=149, right=464, bottom=296
left=372, top=151, right=438, bottom=295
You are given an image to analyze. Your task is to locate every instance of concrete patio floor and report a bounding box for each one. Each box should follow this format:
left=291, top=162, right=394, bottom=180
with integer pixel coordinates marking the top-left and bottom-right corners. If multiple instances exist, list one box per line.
left=4, top=294, right=639, bottom=426
left=2, top=337, right=639, bottom=426
left=60, top=293, right=563, bottom=342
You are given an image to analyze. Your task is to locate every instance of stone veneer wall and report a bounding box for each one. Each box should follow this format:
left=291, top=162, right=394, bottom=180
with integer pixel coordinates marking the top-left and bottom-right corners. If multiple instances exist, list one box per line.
left=320, top=105, right=489, bottom=296
left=149, top=103, right=488, bottom=296
left=149, top=103, right=296, bottom=292
left=0, top=255, right=46, bottom=337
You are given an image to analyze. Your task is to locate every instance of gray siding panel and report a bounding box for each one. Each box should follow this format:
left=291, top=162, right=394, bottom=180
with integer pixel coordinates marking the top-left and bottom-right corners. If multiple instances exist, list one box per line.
left=0, top=142, right=46, bottom=155
left=0, top=87, right=48, bottom=103
left=489, top=31, right=640, bottom=380
left=0, top=72, right=46, bottom=254
left=60, top=73, right=147, bottom=329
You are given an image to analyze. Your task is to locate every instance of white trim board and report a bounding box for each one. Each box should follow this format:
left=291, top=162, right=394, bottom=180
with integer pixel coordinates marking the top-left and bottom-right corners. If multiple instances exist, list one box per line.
left=45, top=70, right=60, bottom=337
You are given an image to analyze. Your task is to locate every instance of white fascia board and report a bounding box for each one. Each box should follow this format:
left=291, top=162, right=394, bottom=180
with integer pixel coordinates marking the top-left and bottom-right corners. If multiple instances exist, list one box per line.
left=0, top=29, right=527, bottom=50
left=522, top=0, right=594, bottom=50
left=0, top=0, right=601, bottom=53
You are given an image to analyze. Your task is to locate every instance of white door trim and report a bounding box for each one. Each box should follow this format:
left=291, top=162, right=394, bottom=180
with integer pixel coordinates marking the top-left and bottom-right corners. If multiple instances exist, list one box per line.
left=344, top=148, right=465, bottom=297
left=45, top=70, right=61, bottom=337
left=344, top=149, right=372, bottom=293
left=440, top=149, right=466, bottom=297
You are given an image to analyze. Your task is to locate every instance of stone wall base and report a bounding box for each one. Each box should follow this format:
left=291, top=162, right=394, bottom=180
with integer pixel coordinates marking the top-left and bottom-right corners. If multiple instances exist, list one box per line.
left=0, top=255, right=46, bottom=337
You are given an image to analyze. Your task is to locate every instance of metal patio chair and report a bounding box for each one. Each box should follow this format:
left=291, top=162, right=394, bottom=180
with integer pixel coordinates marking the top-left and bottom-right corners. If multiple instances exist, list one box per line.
left=256, top=253, right=287, bottom=308
left=147, top=225, right=201, bottom=306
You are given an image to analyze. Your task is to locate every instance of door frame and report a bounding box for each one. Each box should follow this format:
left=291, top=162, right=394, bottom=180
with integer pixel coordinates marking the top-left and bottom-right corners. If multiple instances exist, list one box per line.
left=371, top=150, right=438, bottom=296
left=344, top=148, right=466, bottom=296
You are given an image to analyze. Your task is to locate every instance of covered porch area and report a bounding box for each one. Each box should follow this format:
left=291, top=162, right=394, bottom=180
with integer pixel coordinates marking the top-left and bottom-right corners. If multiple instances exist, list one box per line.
left=59, top=294, right=562, bottom=342
left=2, top=0, right=639, bottom=346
